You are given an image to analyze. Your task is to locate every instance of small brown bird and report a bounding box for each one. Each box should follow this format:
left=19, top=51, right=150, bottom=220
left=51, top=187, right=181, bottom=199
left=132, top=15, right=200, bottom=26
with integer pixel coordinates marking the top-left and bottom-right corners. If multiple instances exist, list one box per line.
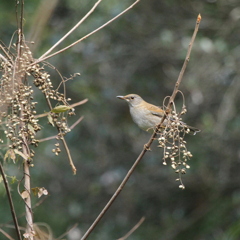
left=117, top=94, right=200, bottom=134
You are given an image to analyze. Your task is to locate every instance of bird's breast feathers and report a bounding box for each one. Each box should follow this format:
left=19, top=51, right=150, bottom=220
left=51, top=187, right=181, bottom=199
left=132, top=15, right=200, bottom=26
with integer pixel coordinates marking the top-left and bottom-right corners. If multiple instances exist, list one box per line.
left=129, top=104, right=163, bottom=130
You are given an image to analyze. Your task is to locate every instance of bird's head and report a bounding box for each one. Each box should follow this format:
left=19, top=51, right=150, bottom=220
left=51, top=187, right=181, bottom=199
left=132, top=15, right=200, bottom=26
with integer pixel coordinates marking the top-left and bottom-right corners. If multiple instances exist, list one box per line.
left=116, top=94, right=143, bottom=107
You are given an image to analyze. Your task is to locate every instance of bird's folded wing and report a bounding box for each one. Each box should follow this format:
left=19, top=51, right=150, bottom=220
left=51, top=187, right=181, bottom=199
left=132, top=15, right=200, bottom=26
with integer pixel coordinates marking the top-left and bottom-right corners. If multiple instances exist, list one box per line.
left=148, top=104, right=165, bottom=118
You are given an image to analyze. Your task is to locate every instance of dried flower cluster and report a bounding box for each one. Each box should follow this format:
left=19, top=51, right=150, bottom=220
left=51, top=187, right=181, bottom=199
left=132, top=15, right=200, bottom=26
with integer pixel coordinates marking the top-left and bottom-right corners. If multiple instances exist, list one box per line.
left=0, top=34, right=84, bottom=238
left=157, top=110, right=194, bottom=189
left=0, top=41, right=74, bottom=161
left=0, top=44, right=39, bottom=154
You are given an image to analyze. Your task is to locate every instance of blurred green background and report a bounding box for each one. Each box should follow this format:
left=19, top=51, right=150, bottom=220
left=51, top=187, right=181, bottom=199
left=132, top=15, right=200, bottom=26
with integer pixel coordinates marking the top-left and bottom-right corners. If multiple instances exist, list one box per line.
left=1, top=0, right=240, bottom=239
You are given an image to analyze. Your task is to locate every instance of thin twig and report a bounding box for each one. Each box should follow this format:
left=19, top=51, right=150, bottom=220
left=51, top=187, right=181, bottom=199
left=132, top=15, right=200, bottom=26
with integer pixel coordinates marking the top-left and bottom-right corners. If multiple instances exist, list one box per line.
left=69, top=99, right=89, bottom=108
left=69, top=116, right=84, bottom=130
left=3, top=196, right=49, bottom=227
left=35, top=99, right=88, bottom=119
left=0, top=53, right=9, bottom=63
left=33, top=223, right=53, bottom=239
left=33, top=0, right=140, bottom=64
left=80, top=14, right=201, bottom=240
left=38, top=135, right=56, bottom=143
left=80, top=147, right=149, bottom=240
left=0, top=41, right=13, bottom=65
left=0, top=228, right=15, bottom=240
left=33, top=196, right=49, bottom=209
left=61, top=136, right=77, bottom=174
left=40, top=77, right=79, bottom=175
left=56, top=223, right=78, bottom=240
left=0, top=224, right=26, bottom=232
left=0, top=161, right=22, bottom=240
left=39, top=0, right=102, bottom=60
left=117, top=217, right=145, bottom=240
left=166, top=14, right=201, bottom=111
left=38, top=116, right=84, bottom=142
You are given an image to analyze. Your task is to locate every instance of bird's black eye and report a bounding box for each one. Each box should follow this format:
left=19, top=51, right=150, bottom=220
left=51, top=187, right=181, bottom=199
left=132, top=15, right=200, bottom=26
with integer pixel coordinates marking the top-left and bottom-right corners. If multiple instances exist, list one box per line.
left=130, top=96, right=134, bottom=100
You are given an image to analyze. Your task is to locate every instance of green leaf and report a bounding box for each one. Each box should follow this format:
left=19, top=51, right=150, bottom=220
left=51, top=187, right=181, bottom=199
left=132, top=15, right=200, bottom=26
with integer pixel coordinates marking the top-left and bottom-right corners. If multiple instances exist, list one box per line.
left=51, top=105, right=72, bottom=113
left=10, top=176, right=17, bottom=184
left=47, top=113, right=55, bottom=126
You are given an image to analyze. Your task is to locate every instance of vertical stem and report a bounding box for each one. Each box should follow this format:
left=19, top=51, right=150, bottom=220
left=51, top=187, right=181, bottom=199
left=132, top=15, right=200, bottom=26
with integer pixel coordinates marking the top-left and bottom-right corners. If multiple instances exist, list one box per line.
left=23, top=158, right=34, bottom=237
left=16, top=0, right=34, bottom=235
left=14, top=51, right=34, bottom=239
left=0, top=161, right=22, bottom=240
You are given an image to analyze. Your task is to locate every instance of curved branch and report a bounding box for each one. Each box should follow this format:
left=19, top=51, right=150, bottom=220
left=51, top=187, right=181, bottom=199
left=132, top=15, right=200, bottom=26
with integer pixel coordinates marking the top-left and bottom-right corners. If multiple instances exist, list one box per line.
left=80, top=14, right=201, bottom=240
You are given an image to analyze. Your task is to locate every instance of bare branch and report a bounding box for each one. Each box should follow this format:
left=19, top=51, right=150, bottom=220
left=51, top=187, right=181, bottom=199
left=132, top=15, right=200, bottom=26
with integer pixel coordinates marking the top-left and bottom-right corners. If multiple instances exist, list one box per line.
left=38, top=116, right=84, bottom=142
left=0, top=53, right=9, bottom=63
left=0, top=228, right=15, bottom=240
left=0, top=41, right=13, bottom=65
left=80, top=14, right=201, bottom=240
left=0, top=161, right=22, bottom=240
left=117, top=217, right=145, bottom=240
left=39, top=0, right=102, bottom=60
left=61, top=136, right=76, bottom=175
left=166, top=14, right=201, bottom=111
left=33, top=0, right=140, bottom=64
left=38, top=135, right=57, bottom=143
left=69, top=116, right=84, bottom=130
left=56, top=223, right=78, bottom=240
left=70, top=99, right=88, bottom=108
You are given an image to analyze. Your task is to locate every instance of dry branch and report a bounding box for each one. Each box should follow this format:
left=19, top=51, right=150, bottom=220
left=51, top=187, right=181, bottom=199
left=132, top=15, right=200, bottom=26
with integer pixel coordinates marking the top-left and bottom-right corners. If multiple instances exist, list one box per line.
left=117, top=217, right=145, bottom=240
left=0, top=162, right=22, bottom=240
left=56, top=223, right=79, bottom=240
left=38, top=116, right=84, bottom=142
left=0, top=228, right=15, bottom=240
left=39, top=0, right=102, bottom=60
left=80, top=14, right=201, bottom=240
left=33, top=0, right=140, bottom=64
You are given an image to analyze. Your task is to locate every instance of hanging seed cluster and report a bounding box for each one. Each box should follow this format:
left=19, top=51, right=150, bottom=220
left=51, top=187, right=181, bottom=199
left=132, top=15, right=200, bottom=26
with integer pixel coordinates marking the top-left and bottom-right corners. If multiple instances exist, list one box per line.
left=0, top=44, right=40, bottom=153
left=0, top=42, right=73, bottom=159
left=28, top=64, right=65, bottom=102
left=27, top=61, right=75, bottom=150
left=157, top=110, right=193, bottom=189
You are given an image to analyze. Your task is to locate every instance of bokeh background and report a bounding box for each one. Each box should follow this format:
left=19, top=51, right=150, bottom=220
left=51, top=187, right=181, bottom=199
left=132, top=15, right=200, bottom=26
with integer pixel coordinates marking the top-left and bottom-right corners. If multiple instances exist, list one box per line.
left=1, top=0, right=240, bottom=239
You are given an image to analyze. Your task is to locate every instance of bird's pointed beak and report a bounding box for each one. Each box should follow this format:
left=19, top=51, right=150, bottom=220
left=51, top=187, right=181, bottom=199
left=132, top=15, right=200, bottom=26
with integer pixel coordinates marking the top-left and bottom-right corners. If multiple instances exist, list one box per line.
left=116, top=95, right=125, bottom=100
